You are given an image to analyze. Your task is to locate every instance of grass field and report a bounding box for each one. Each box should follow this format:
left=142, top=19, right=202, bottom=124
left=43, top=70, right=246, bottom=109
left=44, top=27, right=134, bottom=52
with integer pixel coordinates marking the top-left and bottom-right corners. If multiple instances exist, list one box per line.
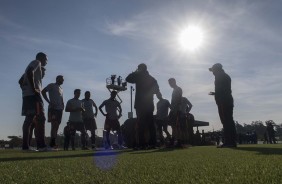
left=1, top=144, right=282, bottom=184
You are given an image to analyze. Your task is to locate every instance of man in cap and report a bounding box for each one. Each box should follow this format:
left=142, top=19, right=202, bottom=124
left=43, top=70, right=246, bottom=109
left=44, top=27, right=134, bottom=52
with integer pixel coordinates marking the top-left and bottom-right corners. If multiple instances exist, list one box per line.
left=209, top=63, right=237, bottom=148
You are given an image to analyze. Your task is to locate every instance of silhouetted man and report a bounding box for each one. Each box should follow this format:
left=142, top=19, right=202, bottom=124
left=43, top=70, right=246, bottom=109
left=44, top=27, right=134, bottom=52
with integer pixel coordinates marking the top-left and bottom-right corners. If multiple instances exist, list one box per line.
left=156, top=92, right=171, bottom=146
left=209, top=63, right=237, bottom=148
left=65, top=89, right=88, bottom=150
left=42, top=75, right=64, bottom=149
left=19, top=67, right=46, bottom=148
left=126, top=63, right=160, bottom=149
left=180, top=96, right=193, bottom=145
left=99, top=91, right=124, bottom=149
left=82, top=91, right=98, bottom=150
left=21, top=52, right=48, bottom=151
left=168, top=78, right=183, bottom=147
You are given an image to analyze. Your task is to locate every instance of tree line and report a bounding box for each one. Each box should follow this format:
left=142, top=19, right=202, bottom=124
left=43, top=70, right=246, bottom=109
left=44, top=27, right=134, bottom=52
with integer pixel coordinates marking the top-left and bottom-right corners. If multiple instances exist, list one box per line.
left=1, top=120, right=281, bottom=148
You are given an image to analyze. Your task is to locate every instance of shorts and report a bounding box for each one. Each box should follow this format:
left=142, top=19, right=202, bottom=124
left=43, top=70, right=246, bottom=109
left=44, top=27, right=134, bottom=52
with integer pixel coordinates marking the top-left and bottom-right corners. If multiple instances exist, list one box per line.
left=22, top=95, right=45, bottom=116
left=69, top=121, right=86, bottom=132
left=104, top=118, right=120, bottom=131
left=48, top=108, right=63, bottom=124
left=156, top=119, right=168, bottom=129
left=83, top=118, right=97, bottom=130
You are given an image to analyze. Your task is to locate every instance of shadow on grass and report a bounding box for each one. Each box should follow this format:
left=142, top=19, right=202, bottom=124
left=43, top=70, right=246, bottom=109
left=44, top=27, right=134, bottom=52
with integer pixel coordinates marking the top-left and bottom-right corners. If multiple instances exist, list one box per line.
left=129, top=147, right=177, bottom=155
left=233, top=146, right=282, bottom=155
left=0, top=149, right=133, bottom=162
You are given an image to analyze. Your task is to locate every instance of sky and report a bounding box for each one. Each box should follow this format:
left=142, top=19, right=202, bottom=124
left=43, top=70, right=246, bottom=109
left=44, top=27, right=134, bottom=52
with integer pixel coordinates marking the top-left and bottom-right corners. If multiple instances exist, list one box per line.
left=0, top=0, right=281, bottom=140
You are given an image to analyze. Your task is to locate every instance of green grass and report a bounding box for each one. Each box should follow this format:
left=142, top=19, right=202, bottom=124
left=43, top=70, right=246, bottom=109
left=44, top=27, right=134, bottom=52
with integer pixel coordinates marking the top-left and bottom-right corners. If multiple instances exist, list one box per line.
left=1, top=144, right=282, bottom=184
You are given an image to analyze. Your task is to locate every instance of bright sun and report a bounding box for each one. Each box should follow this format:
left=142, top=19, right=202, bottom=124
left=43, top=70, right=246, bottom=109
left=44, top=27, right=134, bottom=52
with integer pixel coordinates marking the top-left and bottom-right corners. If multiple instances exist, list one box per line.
left=179, top=25, right=204, bottom=51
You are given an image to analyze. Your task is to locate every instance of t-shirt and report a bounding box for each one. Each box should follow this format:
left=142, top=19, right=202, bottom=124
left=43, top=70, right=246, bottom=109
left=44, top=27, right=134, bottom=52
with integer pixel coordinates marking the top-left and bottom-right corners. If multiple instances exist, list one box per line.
left=100, top=99, right=120, bottom=120
left=43, top=83, right=64, bottom=110
left=81, top=99, right=95, bottom=119
left=22, top=60, right=42, bottom=97
left=66, top=98, right=83, bottom=122
left=171, top=86, right=182, bottom=112
left=156, top=99, right=170, bottom=120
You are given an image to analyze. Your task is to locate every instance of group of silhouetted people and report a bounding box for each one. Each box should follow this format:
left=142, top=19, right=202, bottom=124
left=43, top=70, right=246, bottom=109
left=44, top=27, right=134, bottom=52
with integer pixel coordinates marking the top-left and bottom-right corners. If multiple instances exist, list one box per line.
left=125, top=64, right=195, bottom=149
left=20, top=52, right=237, bottom=151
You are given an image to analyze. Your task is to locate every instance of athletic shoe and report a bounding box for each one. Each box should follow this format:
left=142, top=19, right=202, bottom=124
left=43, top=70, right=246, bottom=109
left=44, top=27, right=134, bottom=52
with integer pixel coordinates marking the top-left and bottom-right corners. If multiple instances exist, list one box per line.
left=22, top=148, right=37, bottom=152
left=118, top=145, right=127, bottom=149
left=37, top=147, right=51, bottom=152
left=50, top=147, right=59, bottom=151
left=105, top=146, right=113, bottom=150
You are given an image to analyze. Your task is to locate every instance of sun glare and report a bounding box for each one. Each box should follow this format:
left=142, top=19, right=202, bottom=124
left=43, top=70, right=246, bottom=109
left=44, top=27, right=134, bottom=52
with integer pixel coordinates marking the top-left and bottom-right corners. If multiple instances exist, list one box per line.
left=179, top=25, right=204, bottom=51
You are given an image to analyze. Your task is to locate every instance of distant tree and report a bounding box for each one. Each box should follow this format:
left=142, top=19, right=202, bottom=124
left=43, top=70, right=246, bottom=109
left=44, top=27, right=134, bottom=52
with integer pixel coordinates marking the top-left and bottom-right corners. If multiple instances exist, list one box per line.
left=251, top=121, right=266, bottom=140
left=235, top=121, right=244, bottom=134
left=235, top=121, right=266, bottom=140
left=7, top=136, right=22, bottom=148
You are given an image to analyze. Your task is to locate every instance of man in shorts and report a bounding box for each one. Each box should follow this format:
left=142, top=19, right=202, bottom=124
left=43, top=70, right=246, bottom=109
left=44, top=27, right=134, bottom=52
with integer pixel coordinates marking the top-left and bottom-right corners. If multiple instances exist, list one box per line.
left=99, top=91, right=123, bottom=149
left=65, top=89, right=88, bottom=150
left=20, top=67, right=46, bottom=148
left=21, top=52, right=48, bottom=151
left=155, top=92, right=171, bottom=146
left=168, top=78, right=183, bottom=147
left=42, top=75, right=64, bottom=149
left=81, top=91, right=98, bottom=150
left=179, top=96, right=193, bottom=146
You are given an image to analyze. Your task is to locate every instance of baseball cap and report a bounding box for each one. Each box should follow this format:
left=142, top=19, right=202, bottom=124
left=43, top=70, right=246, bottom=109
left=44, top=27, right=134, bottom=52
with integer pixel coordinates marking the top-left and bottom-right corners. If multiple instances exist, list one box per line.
left=209, top=63, right=223, bottom=72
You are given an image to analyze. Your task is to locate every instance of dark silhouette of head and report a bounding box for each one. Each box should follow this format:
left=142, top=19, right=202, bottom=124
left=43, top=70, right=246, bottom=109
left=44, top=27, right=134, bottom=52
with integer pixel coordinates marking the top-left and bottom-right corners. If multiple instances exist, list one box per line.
left=36, top=52, right=48, bottom=66
left=110, top=90, right=117, bottom=99
left=209, top=63, right=223, bottom=74
left=56, top=75, right=64, bottom=85
left=168, top=78, right=177, bottom=88
left=138, top=63, right=147, bottom=72
left=74, top=89, right=81, bottom=99
left=85, top=91, right=91, bottom=99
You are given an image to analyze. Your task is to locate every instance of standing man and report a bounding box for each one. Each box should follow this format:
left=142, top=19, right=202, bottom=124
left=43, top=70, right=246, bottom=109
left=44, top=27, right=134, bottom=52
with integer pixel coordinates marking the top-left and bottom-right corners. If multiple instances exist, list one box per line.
left=180, top=96, right=193, bottom=146
left=209, top=63, right=237, bottom=148
left=155, top=92, right=171, bottom=146
left=19, top=67, right=46, bottom=148
left=168, top=78, right=183, bottom=147
left=99, top=91, right=123, bottom=149
left=126, top=63, right=161, bottom=149
left=21, top=52, right=48, bottom=151
left=65, top=89, right=88, bottom=150
left=81, top=91, right=98, bottom=150
left=42, top=75, right=64, bottom=149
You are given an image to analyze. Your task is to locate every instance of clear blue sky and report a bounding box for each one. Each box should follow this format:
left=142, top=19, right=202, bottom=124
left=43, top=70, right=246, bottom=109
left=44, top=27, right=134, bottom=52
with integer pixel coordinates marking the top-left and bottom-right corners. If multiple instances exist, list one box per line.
left=0, top=0, right=281, bottom=140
